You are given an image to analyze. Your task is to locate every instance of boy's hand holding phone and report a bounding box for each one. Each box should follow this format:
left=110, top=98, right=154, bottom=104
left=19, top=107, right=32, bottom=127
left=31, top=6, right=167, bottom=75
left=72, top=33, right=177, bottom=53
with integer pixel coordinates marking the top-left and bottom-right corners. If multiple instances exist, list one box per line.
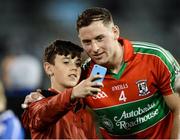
left=71, top=64, right=107, bottom=99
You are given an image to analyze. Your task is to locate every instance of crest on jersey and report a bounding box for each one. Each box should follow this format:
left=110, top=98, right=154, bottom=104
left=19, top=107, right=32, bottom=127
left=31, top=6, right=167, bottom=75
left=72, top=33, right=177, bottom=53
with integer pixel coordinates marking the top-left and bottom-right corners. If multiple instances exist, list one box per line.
left=136, top=80, right=150, bottom=96
left=100, top=115, right=114, bottom=132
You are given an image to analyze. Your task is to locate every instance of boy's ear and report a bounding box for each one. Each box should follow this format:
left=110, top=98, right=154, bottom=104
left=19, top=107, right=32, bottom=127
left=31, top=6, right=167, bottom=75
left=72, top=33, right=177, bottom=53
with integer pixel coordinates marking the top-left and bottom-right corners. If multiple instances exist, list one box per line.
left=44, top=62, right=54, bottom=76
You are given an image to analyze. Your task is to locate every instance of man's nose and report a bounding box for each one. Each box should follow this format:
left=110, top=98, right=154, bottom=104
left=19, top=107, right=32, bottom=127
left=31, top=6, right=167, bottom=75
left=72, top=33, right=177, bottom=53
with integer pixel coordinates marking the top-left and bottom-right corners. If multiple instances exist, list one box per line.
left=91, top=41, right=99, bottom=52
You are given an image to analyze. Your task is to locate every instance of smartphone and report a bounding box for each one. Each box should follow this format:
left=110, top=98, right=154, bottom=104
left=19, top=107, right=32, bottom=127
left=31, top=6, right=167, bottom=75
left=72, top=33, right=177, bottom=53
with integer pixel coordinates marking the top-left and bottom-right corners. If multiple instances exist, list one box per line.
left=90, top=64, right=107, bottom=83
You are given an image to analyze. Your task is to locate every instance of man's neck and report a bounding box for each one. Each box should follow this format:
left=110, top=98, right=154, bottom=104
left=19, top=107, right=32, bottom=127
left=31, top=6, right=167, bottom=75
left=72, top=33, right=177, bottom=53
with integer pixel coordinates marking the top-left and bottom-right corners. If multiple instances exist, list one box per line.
left=109, top=43, right=124, bottom=74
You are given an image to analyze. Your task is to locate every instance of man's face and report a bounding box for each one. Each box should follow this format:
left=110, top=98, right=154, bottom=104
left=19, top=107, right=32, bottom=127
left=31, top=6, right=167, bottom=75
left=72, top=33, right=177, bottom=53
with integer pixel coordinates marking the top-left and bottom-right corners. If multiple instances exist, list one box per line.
left=78, top=21, right=119, bottom=66
left=50, top=54, right=82, bottom=90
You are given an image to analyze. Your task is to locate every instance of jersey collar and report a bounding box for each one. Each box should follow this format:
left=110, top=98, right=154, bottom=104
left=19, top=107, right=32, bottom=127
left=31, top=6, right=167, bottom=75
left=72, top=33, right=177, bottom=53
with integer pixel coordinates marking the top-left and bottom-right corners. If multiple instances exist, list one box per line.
left=118, top=37, right=135, bottom=63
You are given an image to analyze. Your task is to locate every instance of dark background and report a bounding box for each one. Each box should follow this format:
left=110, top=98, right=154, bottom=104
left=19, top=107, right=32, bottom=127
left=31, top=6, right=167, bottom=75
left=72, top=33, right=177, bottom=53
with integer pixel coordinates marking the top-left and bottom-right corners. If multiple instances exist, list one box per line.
left=0, top=0, right=179, bottom=138
left=0, top=0, right=179, bottom=60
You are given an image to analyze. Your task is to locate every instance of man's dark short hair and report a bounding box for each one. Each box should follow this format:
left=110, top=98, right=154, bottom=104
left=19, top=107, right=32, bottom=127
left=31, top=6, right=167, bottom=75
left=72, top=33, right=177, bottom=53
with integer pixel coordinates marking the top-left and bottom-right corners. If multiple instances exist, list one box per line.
left=76, top=7, right=113, bottom=32
left=43, top=40, right=83, bottom=64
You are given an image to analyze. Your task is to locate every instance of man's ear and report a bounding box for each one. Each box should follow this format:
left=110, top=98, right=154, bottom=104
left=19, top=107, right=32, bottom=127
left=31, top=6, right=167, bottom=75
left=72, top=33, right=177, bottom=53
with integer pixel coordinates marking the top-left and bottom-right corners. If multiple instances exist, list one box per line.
left=112, top=25, right=120, bottom=40
left=44, top=62, right=54, bottom=77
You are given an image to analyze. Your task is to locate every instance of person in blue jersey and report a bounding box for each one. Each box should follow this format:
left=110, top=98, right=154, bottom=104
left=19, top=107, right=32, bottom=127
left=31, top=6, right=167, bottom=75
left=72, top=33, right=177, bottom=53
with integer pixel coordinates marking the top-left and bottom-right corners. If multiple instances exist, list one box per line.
left=0, top=81, right=24, bottom=139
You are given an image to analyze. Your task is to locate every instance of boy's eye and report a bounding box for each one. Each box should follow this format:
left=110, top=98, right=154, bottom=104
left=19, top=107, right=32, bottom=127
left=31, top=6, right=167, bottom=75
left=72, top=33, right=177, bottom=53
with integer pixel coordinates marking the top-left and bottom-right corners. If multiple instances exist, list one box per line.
left=76, top=62, right=81, bottom=67
left=63, top=61, right=69, bottom=64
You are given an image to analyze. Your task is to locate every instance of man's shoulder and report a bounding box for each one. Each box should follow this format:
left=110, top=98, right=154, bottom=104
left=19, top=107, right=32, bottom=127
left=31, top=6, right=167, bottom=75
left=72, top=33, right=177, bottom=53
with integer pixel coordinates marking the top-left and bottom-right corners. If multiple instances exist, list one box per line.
left=132, top=41, right=180, bottom=75
left=131, top=41, right=170, bottom=58
left=132, top=41, right=164, bottom=50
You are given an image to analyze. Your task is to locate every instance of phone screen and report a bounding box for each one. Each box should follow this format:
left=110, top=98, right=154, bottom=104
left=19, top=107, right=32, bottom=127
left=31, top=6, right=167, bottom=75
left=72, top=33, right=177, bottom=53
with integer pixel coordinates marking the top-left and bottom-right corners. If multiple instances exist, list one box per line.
left=91, top=64, right=107, bottom=83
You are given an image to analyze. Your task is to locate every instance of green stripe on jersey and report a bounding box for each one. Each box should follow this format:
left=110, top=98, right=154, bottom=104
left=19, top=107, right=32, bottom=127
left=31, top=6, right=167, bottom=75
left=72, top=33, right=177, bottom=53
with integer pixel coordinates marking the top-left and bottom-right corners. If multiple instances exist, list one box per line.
left=110, top=62, right=127, bottom=79
left=132, top=41, right=180, bottom=90
left=94, top=92, right=170, bottom=136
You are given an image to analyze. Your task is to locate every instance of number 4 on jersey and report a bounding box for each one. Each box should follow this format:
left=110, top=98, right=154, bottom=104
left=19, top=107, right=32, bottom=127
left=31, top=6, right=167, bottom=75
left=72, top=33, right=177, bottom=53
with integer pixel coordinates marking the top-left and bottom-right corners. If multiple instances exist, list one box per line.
left=119, top=90, right=127, bottom=102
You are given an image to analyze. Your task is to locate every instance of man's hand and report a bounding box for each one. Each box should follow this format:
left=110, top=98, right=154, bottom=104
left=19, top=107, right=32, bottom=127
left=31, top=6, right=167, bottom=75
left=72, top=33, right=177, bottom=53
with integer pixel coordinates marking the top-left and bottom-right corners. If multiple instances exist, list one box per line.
left=21, top=89, right=45, bottom=109
left=71, top=75, right=104, bottom=99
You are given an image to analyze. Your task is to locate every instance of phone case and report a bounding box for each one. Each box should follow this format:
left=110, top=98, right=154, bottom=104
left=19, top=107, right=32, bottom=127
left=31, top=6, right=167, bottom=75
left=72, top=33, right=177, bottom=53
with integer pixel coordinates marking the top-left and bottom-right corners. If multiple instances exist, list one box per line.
left=91, top=64, right=107, bottom=83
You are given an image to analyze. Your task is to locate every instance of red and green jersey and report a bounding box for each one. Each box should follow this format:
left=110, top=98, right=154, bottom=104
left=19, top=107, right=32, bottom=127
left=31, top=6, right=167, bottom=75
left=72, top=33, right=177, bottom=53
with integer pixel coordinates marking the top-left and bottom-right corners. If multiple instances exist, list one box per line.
left=82, top=38, right=180, bottom=139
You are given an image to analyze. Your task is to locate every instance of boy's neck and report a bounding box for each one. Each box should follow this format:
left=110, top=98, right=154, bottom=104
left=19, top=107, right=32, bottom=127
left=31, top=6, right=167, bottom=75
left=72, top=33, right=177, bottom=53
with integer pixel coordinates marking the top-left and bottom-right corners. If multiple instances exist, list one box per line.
left=51, top=82, right=66, bottom=93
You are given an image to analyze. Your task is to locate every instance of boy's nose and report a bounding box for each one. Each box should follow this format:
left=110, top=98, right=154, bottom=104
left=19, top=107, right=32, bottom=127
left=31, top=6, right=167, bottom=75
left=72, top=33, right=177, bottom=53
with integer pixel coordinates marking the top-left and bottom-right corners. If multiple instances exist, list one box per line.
left=71, top=64, right=78, bottom=70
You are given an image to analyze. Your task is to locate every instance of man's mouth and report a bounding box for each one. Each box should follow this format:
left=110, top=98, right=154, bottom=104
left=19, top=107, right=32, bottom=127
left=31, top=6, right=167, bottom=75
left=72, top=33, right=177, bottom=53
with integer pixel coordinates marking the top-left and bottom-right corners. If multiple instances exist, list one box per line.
left=93, top=52, right=104, bottom=59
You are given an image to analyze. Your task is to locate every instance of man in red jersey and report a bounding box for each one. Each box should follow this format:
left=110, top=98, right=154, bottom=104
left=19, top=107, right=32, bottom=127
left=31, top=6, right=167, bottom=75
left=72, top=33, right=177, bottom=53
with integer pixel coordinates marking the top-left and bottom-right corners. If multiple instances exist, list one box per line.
left=22, top=7, right=180, bottom=139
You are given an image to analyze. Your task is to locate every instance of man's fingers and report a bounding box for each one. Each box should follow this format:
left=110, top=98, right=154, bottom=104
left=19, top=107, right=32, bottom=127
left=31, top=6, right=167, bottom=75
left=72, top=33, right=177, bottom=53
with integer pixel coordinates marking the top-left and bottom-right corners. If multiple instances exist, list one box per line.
left=24, top=95, right=32, bottom=104
left=36, top=89, right=42, bottom=92
left=22, top=95, right=32, bottom=109
left=21, top=90, right=45, bottom=109
left=22, top=92, right=44, bottom=108
left=31, top=92, right=44, bottom=101
left=21, top=103, right=28, bottom=109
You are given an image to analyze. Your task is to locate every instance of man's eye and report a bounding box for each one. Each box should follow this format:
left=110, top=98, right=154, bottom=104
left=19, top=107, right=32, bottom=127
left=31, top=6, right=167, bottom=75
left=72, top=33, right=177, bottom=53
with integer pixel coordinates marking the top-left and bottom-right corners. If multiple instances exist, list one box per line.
left=82, top=40, right=91, bottom=46
left=83, top=42, right=91, bottom=46
left=97, top=37, right=103, bottom=42
left=63, top=61, right=69, bottom=64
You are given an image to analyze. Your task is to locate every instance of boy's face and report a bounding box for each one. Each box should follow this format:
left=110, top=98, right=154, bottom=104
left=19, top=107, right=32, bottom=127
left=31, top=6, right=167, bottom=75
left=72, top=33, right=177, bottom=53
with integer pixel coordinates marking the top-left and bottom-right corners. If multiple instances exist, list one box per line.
left=48, top=54, right=82, bottom=90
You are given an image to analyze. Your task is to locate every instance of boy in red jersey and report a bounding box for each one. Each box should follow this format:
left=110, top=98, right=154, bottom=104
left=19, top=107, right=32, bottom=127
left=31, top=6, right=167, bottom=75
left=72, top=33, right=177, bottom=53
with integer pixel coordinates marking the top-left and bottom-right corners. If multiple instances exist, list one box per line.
left=23, top=7, right=180, bottom=139
left=22, top=40, right=103, bottom=139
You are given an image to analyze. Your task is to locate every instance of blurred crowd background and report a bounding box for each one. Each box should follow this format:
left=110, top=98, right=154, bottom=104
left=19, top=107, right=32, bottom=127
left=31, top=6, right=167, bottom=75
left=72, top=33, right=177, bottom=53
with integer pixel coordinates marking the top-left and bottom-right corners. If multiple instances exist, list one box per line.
left=0, top=0, right=179, bottom=138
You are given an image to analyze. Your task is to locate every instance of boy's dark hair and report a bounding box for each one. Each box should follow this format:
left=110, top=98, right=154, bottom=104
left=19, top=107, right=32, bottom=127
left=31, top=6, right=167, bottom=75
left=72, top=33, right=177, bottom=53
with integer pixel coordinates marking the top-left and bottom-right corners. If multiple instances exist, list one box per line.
left=43, top=40, right=83, bottom=64
left=76, top=7, right=113, bottom=32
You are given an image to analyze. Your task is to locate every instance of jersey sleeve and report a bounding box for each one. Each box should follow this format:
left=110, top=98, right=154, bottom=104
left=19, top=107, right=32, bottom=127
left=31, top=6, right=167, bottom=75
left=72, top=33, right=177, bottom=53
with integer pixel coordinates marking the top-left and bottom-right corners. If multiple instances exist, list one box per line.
left=156, top=50, right=180, bottom=95
left=26, top=88, right=77, bottom=130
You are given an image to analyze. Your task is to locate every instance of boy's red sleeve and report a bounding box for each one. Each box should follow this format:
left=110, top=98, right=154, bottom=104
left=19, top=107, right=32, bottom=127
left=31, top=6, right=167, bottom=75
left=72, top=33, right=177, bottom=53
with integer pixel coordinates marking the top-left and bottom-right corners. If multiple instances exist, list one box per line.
left=25, top=88, right=77, bottom=130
